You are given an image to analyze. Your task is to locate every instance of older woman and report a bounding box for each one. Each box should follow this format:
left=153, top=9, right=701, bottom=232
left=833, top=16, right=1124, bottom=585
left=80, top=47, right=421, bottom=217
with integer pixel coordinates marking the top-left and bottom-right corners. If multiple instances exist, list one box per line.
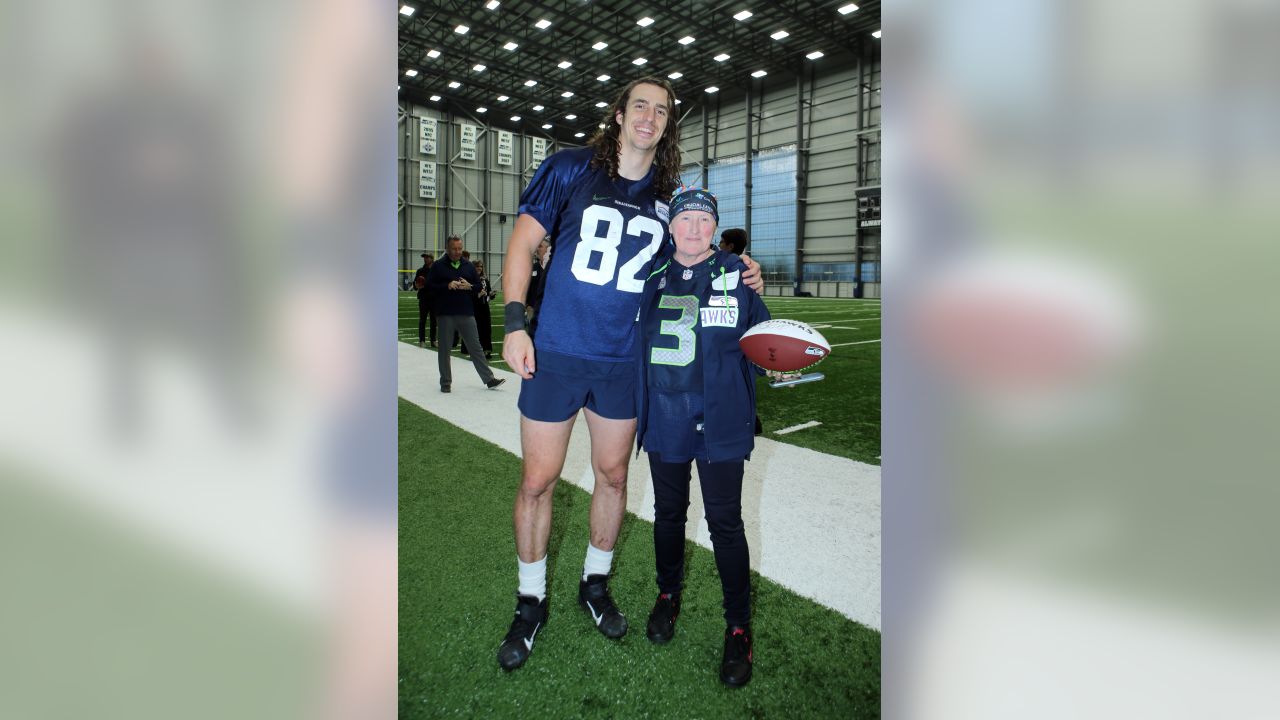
left=635, top=186, right=771, bottom=687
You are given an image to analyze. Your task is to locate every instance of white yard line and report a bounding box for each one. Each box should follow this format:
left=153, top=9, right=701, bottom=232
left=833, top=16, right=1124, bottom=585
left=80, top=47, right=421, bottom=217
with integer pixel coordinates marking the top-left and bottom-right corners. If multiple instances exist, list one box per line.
left=830, top=339, right=882, bottom=347
left=773, top=316, right=875, bottom=322
left=398, top=343, right=881, bottom=630
left=774, top=420, right=823, bottom=435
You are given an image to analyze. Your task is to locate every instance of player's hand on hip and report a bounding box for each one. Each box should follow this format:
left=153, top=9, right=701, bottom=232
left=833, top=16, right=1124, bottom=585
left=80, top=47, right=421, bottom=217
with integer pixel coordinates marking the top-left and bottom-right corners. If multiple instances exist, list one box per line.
left=740, top=253, right=765, bottom=295
left=504, top=330, right=536, bottom=379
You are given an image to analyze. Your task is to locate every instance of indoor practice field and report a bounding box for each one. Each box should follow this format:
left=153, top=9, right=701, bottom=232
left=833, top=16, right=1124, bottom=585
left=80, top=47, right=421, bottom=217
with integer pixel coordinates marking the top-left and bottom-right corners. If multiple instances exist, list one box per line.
left=398, top=400, right=880, bottom=719
left=397, top=291, right=881, bottom=718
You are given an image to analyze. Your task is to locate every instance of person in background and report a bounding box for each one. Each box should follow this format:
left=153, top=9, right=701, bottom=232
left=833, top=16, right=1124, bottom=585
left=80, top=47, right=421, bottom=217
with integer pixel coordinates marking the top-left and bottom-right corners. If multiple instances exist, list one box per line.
left=452, top=250, right=474, bottom=350
left=414, top=253, right=435, bottom=348
left=427, top=235, right=505, bottom=393
left=463, top=259, right=495, bottom=359
left=719, top=227, right=747, bottom=255
left=636, top=187, right=770, bottom=687
left=525, top=237, right=550, bottom=337
left=717, top=229, right=764, bottom=435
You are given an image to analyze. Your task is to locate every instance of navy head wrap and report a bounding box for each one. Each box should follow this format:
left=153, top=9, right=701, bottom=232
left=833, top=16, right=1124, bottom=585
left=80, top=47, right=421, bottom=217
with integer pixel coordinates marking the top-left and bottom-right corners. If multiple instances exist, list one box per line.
left=669, top=186, right=718, bottom=224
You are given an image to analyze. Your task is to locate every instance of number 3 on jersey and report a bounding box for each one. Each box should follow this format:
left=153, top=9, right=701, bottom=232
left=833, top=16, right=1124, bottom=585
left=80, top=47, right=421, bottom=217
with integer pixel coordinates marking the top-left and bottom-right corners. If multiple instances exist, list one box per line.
left=572, top=205, right=665, bottom=293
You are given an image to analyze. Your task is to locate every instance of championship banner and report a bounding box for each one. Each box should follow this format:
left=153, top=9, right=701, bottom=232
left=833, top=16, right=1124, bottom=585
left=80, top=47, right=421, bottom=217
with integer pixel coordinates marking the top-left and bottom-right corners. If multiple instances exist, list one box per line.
left=460, top=123, right=478, bottom=161
left=532, top=137, right=546, bottom=168
left=418, top=161, right=436, bottom=199
left=419, top=117, right=437, bottom=155
left=497, top=130, right=513, bottom=167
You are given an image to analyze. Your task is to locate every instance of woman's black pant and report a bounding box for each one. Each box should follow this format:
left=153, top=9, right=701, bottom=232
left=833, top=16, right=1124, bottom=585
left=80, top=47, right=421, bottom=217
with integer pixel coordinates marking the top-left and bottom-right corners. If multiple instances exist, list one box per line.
left=649, top=453, right=751, bottom=626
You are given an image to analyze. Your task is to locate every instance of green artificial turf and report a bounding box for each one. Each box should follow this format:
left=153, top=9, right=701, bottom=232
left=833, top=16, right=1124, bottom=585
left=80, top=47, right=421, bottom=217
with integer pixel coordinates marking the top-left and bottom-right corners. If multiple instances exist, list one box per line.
left=398, top=400, right=880, bottom=719
left=398, top=292, right=881, bottom=466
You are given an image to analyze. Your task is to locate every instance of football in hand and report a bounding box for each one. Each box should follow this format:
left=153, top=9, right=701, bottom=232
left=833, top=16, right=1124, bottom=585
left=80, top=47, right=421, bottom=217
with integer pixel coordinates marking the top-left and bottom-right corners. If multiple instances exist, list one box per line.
left=739, top=319, right=831, bottom=372
left=414, top=275, right=426, bottom=289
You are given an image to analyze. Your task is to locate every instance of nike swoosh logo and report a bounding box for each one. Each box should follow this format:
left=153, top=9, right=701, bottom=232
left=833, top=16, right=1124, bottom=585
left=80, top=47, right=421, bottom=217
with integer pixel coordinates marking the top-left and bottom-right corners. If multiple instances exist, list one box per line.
left=589, top=603, right=604, bottom=625
left=592, top=194, right=610, bottom=202
left=523, top=622, right=540, bottom=651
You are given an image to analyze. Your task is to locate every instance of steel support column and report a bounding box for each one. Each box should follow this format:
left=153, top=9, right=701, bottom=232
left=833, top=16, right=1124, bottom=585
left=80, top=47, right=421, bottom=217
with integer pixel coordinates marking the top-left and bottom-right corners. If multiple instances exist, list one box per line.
left=854, top=50, right=864, bottom=298
left=700, top=102, right=709, bottom=188
left=743, top=82, right=753, bottom=266
left=794, top=73, right=806, bottom=293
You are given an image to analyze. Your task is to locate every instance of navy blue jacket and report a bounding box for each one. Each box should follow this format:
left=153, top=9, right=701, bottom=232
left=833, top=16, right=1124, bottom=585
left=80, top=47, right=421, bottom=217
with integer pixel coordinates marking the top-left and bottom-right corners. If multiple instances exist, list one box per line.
left=635, top=250, right=770, bottom=463
left=427, top=258, right=481, bottom=316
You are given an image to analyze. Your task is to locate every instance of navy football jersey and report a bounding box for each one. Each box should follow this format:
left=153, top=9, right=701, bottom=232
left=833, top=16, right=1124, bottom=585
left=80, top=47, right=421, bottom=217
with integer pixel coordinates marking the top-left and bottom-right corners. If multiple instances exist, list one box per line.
left=518, top=147, right=670, bottom=362
left=646, top=259, right=709, bottom=393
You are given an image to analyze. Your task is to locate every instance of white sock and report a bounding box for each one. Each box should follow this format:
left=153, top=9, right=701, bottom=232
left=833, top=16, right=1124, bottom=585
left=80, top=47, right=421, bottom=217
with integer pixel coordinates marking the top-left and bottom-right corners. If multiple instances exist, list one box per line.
left=582, top=543, right=614, bottom=581
left=517, top=556, right=547, bottom=601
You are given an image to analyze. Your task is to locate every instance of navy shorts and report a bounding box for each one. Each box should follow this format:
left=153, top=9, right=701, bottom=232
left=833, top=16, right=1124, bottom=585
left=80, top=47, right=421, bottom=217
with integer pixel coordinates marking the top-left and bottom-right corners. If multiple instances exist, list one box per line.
left=518, top=351, right=637, bottom=422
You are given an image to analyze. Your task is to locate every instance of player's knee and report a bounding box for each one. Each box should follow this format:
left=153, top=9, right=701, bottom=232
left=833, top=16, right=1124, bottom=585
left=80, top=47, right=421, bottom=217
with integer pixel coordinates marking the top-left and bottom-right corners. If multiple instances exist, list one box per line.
left=595, top=463, right=628, bottom=493
left=518, top=472, right=557, bottom=498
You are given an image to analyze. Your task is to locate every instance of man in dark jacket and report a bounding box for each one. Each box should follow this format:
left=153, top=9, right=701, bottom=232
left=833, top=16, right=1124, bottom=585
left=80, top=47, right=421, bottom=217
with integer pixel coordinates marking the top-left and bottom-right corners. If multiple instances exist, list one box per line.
left=426, top=236, right=505, bottom=393
left=414, top=253, right=436, bottom=347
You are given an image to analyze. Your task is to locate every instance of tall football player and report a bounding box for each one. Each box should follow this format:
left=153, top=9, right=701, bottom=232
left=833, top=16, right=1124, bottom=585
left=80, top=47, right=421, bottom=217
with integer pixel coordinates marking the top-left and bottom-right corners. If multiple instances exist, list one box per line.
left=496, top=77, right=762, bottom=670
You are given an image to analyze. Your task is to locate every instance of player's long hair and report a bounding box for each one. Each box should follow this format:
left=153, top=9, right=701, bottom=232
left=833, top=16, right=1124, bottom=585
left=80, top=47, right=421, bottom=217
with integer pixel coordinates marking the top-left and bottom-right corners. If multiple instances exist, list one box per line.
left=588, top=76, right=682, bottom=200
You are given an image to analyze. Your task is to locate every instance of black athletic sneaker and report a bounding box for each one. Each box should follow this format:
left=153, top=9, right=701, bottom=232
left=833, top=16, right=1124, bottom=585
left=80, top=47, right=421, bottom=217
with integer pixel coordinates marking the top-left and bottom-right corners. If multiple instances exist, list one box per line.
left=486, top=378, right=506, bottom=389
left=646, top=592, right=681, bottom=644
left=578, top=574, right=627, bottom=638
left=720, top=625, right=753, bottom=687
left=497, top=595, right=547, bottom=671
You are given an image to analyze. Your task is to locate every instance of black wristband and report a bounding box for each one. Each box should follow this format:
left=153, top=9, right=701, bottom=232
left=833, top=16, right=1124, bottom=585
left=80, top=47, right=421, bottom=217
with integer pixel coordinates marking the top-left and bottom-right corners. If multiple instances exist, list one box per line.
left=503, top=301, right=528, bottom=334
